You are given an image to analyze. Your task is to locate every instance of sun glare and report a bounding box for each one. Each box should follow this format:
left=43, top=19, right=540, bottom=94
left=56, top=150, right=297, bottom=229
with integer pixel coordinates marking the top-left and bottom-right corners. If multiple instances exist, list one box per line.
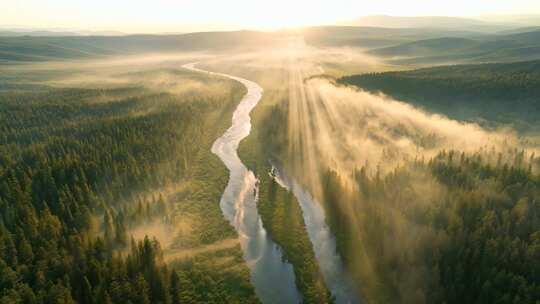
left=3, top=0, right=540, bottom=32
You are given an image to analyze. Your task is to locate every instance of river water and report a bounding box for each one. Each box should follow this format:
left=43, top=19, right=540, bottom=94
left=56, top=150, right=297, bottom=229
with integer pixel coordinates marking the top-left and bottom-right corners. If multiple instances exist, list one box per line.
left=272, top=165, right=362, bottom=304
left=183, top=63, right=301, bottom=304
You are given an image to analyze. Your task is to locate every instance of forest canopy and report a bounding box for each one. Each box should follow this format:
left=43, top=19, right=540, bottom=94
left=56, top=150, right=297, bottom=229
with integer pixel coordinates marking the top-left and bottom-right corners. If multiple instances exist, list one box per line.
left=340, top=60, right=540, bottom=129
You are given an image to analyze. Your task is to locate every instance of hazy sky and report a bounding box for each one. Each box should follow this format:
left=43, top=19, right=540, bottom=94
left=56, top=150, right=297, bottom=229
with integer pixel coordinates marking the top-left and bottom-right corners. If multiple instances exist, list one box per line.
left=2, top=0, right=540, bottom=32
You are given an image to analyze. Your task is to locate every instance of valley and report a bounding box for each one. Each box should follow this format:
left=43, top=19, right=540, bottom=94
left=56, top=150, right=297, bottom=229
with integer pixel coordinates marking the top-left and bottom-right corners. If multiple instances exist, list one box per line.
left=2, top=12, right=540, bottom=304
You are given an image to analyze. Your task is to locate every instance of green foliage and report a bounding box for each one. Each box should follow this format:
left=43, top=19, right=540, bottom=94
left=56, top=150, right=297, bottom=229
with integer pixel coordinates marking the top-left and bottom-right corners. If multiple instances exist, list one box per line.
left=249, top=78, right=540, bottom=303
left=321, top=150, right=540, bottom=303
left=239, top=91, right=333, bottom=303
left=0, top=68, right=256, bottom=303
left=258, top=175, right=333, bottom=304
left=171, top=247, right=259, bottom=304
left=340, top=60, right=540, bottom=129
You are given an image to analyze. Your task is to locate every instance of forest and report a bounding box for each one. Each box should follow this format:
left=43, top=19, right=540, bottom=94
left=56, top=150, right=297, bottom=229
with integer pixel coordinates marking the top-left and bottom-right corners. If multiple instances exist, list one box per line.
left=240, top=65, right=540, bottom=303
left=320, top=150, right=540, bottom=303
left=340, top=60, right=540, bottom=130
left=2, top=22, right=540, bottom=304
left=0, top=66, right=259, bottom=303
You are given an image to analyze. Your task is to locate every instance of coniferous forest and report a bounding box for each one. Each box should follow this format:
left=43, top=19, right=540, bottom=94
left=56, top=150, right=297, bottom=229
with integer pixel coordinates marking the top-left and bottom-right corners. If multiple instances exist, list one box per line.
left=2, top=13, right=540, bottom=304
left=0, top=67, right=259, bottom=303
left=240, top=66, right=540, bottom=303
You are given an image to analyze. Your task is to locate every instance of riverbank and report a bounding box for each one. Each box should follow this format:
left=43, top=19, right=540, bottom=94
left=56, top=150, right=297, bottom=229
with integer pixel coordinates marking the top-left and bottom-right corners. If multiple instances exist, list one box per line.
left=238, top=86, right=335, bottom=304
left=183, top=63, right=302, bottom=304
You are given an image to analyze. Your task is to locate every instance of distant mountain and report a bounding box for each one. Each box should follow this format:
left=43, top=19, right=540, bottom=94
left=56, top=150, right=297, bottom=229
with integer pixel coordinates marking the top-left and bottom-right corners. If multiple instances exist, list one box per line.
left=3, top=27, right=488, bottom=63
left=5, top=26, right=540, bottom=65
left=0, top=28, right=125, bottom=37
left=499, top=29, right=540, bottom=42
left=0, top=31, right=279, bottom=62
left=0, top=30, right=80, bottom=37
left=368, top=37, right=480, bottom=57
left=497, top=26, right=540, bottom=35
left=345, top=15, right=513, bottom=32
left=301, top=25, right=485, bottom=49
left=77, top=30, right=126, bottom=36
left=366, top=28, right=540, bottom=66
left=478, top=14, right=540, bottom=26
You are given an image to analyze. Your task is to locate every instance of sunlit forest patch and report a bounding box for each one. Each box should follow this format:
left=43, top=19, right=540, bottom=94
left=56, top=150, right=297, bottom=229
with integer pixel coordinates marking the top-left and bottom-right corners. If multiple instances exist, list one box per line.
left=0, top=62, right=260, bottom=303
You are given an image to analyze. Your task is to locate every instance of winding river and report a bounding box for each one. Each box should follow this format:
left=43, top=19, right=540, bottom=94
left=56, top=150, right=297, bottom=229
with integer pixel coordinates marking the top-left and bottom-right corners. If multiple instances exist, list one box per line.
left=183, top=63, right=301, bottom=304
left=183, top=63, right=360, bottom=304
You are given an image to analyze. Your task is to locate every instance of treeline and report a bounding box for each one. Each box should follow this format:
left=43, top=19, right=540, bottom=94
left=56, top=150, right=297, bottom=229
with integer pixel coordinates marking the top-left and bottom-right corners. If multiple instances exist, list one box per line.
left=0, top=72, right=249, bottom=303
left=339, top=60, right=540, bottom=128
left=321, top=149, right=540, bottom=303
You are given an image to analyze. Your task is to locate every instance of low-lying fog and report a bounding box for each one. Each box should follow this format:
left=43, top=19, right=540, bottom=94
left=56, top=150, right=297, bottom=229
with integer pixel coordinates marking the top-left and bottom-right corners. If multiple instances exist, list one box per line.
left=7, top=37, right=538, bottom=303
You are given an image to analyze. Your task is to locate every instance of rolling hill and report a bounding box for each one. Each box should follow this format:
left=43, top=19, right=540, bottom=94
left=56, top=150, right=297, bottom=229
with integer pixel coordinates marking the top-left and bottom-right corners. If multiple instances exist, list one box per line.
left=0, top=31, right=278, bottom=62
left=340, top=60, right=540, bottom=129
left=301, top=25, right=485, bottom=49
left=345, top=15, right=513, bottom=32
left=368, top=37, right=480, bottom=57
left=367, top=29, right=540, bottom=65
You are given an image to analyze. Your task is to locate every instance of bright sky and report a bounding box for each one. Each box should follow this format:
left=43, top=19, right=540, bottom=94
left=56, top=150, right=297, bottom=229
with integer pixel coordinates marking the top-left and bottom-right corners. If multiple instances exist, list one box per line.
left=2, top=0, right=540, bottom=32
